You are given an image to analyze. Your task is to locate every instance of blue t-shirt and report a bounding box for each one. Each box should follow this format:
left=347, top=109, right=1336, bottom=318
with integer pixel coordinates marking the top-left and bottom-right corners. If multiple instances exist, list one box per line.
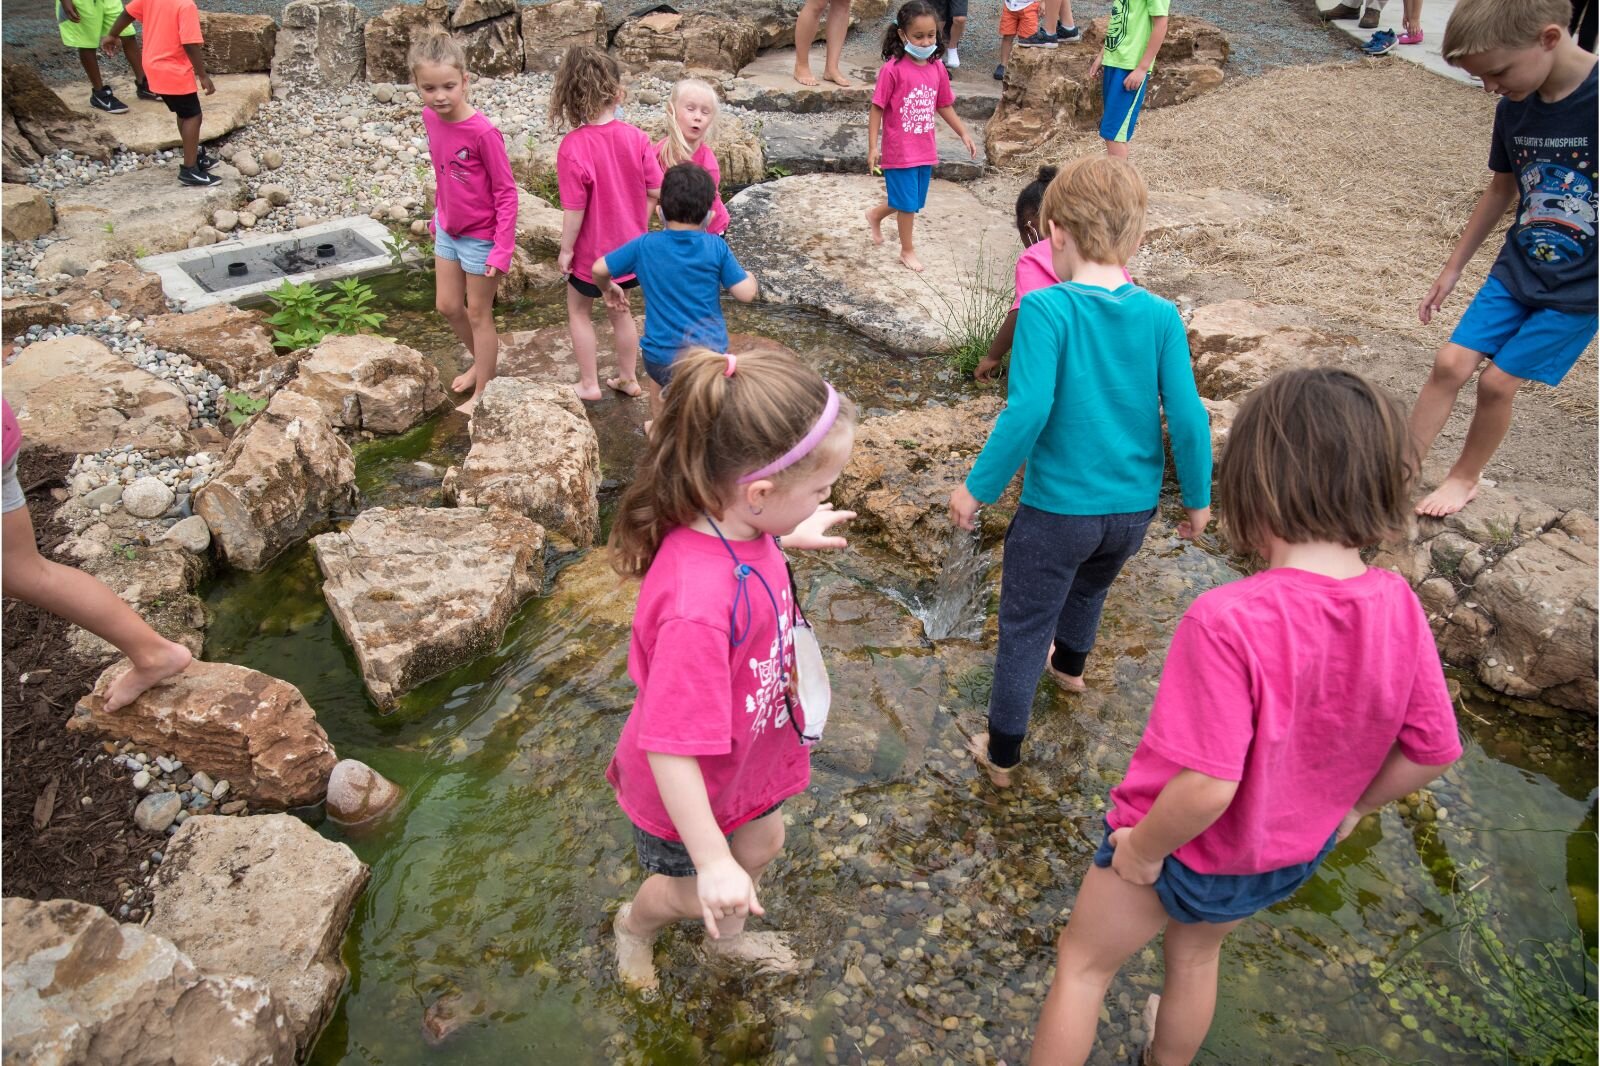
left=1487, top=61, right=1598, bottom=314
left=964, top=282, right=1212, bottom=515
left=603, top=230, right=749, bottom=367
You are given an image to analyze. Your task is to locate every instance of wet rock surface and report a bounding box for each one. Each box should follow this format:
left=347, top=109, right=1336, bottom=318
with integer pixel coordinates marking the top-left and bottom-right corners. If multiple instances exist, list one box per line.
left=325, top=758, right=404, bottom=824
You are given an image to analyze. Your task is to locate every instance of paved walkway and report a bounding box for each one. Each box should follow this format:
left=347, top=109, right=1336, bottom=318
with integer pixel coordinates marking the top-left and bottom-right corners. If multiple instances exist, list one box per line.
left=1317, top=0, right=1476, bottom=85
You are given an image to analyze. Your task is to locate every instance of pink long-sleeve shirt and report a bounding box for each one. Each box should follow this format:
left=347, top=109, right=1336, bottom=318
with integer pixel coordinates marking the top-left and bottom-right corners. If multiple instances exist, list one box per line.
left=424, top=108, right=519, bottom=274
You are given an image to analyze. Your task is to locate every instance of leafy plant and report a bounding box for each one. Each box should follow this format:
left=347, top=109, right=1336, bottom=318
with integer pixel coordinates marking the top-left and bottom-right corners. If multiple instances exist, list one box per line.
left=924, top=239, right=1012, bottom=378
left=222, top=389, right=268, bottom=427
left=102, top=221, right=116, bottom=235
left=326, top=277, right=387, bottom=335
left=263, top=279, right=334, bottom=350
left=526, top=168, right=561, bottom=207
left=383, top=231, right=433, bottom=269
left=112, top=543, right=137, bottom=561
left=764, top=164, right=792, bottom=180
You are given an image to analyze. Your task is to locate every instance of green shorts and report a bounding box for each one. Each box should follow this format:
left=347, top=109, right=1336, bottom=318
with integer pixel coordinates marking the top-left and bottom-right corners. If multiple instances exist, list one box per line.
left=58, top=0, right=134, bottom=50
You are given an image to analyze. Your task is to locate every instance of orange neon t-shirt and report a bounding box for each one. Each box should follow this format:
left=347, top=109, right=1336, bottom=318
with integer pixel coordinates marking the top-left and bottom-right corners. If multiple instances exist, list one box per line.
left=125, top=0, right=202, bottom=97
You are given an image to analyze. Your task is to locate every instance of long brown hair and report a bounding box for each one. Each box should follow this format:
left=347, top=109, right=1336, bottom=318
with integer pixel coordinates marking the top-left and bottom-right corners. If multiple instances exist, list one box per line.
left=549, top=45, right=621, bottom=128
left=1219, top=367, right=1416, bottom=555
left=609, top=347, right=857, bottom=577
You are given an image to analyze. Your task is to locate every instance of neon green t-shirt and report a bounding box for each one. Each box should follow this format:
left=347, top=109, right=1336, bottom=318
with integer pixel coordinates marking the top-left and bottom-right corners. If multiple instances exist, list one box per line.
left=1102, top=0, right=1170, bottom=71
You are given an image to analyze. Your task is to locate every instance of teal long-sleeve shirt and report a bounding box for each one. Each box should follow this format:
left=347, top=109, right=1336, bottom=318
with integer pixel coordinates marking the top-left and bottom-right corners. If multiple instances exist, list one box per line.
left=964, top=282, right=1213, bottom=514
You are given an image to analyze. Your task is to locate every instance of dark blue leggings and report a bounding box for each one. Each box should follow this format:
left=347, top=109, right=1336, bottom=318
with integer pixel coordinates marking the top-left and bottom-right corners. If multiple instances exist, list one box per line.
left=986, top=504, right=1154, bottom=767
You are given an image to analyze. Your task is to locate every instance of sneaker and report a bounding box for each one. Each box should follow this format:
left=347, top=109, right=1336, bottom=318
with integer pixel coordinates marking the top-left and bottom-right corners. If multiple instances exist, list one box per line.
left=993, top=63, right=1006, bottom=80
left=178, top=164, right=221, bottom=187
left=135, top=78, right=161, bottom=102
left=1320, top=2, right=1362, bottom=18
left=1056, top=23, right=1083, bottom=42
left=1017, top=29, right=1058, bottom=47
left=1361, top=28, right=1397, bottom=54
left=195, top=149, right=218, bottom=172
left=90, top=87, right=129, bottom=114
left=1398, top=28, right=1424, bottom=44
left=945, top=45, right=960, bottom=68
left=1358, top=5, right=1380, bottom=28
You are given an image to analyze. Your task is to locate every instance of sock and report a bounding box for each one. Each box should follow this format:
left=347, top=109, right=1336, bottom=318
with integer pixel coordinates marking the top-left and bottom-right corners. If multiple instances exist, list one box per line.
left=988, top=729, right=1025, bottom=769
left=1051, top=645, right=1088, bottom=677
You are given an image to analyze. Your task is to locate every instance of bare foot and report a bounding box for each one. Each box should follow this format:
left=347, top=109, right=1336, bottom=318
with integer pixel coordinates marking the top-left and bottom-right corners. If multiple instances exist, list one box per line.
left=574, top=382, right=604, bottom=402
left=1416, top=476, right=1479, bottom=517
left=455, top=396, right=480, bottom=416
left=605, top=375, right=643, bottom=398
left=865, top=209, right=884, bottom=245
left=642, top=419, right=654, bottom=436
left=701, top=930, right=803, bottom=975
left=103, top=641, right=193, bottom=713
left=1045, top=643, right=1087, bottom=692
left=450, top=368, right=476, bottom=394
left=613, top=903, right=659, bottom=995
left=1141, top=994, right=1162, bottom=1066
left=822, top=68, right=853, bottom=87
left=966, top=732, right=1014, bottom=788
left=793, top=65, right=820, bottom=86
left=900, top=250, right=925, bottom=272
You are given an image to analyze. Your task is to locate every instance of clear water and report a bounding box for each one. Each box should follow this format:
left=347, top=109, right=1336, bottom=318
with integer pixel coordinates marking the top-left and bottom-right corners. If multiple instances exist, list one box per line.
left=200, top=286, right=1598, bottom=1065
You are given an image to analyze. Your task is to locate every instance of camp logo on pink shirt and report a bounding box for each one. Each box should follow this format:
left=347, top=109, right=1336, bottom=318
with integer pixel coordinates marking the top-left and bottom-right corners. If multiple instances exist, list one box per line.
left=871, top=57, right=955, bottom=169
left=557, top=120, right=664, bottom=284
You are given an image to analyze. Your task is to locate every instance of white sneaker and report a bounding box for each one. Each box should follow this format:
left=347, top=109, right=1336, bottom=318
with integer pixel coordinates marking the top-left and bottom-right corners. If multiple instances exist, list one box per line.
left=945, top=46, right=960, bottom=69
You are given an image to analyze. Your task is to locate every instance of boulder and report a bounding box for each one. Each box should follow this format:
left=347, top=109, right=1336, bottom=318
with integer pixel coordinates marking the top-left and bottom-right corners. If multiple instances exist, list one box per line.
left=1185, top=300, right=1359, bottom=401
left=521, top=0, right=605, bottom=73
left=833, top=396, right=1012, bottom=572
left=1144, top=188, right=1274, bottom=244
left=693, top=0, right=889, bottom=49
left=726, top=174, right=1013, bottom=351
left=140, top=304, right=286, bottom=392
left=325, top=758, right=403, bottom=824
left=149, top=814, right=369, bottom=1058
left=611, top=11, right=761, bottom=75
left=0, top=336, right=191, bottom=457
left=194, top=388, right=358, bottom=571
left=755, top=109, right=986, bottom=182
left=161, top=514, right=213, bottom=553
left=2, top=182, right=53, bottom=240
left=984, top=16, right=1228, bottom=167
left=69, top=545, right=209, bottom=666
left=450, top=0, right=513, bottom=28
left=516, top=188, right=564, bottom=258
left=71, top=659, right=338, bottom=807
left=48, top=161, right=244, bottom=266
left=1, top=60, right=117, bottom=179
left=442, top=377, right=600, bottom=546
left=310, top=505, right=546, bottom=709
left=2, top=260, right=167, bottom=340
left=454, top=12, right=524, bottom=78
left=1, top=898, right=295, bottom=1066
left=364, top=0, right=450, bottom=85
left=1201, top=397, right=1239, bottom=453
left=286, top=334, right=446, bottom=433
left=199, top=12, right=279, bottom=74
left=271, top=0, right=366, bottom=91
left=65, top=75, right=270, bottom=156
left=711, top=115, right=765, bottom=187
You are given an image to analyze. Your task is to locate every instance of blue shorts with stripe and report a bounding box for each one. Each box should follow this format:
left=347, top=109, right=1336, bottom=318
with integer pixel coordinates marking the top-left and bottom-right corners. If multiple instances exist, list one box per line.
left=1100, top=66, right=1150, bottom=144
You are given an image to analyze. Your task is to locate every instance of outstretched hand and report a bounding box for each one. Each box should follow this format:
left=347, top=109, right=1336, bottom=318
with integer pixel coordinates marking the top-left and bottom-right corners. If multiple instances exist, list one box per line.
left=603, top=281, right=630, bottom=312
left=948, top=484, right=980, bottom=531
left=784, top=503, right=855, bottom=550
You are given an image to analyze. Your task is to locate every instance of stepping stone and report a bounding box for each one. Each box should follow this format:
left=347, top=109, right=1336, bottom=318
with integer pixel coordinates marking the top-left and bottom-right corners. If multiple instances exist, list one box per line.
left=62, top=74, right=270, bottom=155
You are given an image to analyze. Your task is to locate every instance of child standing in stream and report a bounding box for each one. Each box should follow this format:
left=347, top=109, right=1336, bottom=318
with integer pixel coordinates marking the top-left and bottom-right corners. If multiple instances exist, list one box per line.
left=657, top=78, right=730, bottom=238
left=866, top=0, right=978, bottom=272
left=606, top=347, right=856, bottom=994
left=551, top=45, right=663, bottom=403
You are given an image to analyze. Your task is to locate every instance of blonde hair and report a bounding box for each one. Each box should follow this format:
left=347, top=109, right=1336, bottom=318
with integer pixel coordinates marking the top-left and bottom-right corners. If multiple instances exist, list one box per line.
left=1038, top=155, right=1146, bottom=266
left=609, top=347, right=857, bottom=577
left=408, top=31, right=468, bottom=81
left=549, top=45, right=622, bottom=128
left=659, top=78, right=719, bottom=169
left=1443, top=0, right=1573, bottom=60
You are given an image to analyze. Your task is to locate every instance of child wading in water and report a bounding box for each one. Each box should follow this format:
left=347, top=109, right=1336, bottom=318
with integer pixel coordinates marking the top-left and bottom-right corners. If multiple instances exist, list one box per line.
left=951, top=157, right=1211, bottom=784
left=413, top=33, right=517, bottom=415
left=606, top=347, right=857, bottom=993
left=1029, top=368, right=1462, bottom=1066
left=657, top=78, right=730, bottom=238
left=866, top=0, right=977, bottom=272
left=552, top=45, right=663, bottom=402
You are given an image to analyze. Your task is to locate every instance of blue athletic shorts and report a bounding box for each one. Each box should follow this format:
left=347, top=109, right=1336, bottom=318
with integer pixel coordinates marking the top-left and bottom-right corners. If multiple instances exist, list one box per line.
left=884, top=165, right=934, bottom=214
left=433, top=225, right=496, bottom=277
left=1100, top=66, right=1150, bottom=144
left=1092, top=820, right=1337, bottom=924
left=642, top=358, right=674, bottom=389
left=1449, top=274, right=1598, bottom=387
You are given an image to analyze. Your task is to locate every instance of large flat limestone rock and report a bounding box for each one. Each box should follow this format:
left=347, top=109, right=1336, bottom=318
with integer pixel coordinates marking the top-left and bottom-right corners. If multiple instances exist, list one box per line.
left=1, top=335, right=192, bottom=456
left=63, top=74, right=270, bottom=155
left=47, top=162, right=244, bottom=268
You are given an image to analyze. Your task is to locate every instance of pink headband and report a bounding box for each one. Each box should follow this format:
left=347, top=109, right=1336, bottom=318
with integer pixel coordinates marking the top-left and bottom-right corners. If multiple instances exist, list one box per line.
left=738, top=384, right=840, bottom=484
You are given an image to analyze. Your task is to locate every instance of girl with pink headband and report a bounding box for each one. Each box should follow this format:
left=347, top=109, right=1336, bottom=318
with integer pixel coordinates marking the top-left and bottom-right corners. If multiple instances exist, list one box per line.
left=604, top=346, right=857, bottom=993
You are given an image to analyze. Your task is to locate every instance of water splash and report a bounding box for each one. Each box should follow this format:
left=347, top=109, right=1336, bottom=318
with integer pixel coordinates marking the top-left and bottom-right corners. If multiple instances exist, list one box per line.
left=910, top=528, right=992, bottom=641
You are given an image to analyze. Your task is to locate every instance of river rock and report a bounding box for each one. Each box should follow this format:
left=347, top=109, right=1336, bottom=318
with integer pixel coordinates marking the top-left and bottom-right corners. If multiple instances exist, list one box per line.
left=141, top=304, right=286, bottom=392
left=1, top=898, right=295, bottom=1066
left=2, top=182, right=53, bottom=240
left=310, top=505, right=545, bottom=709
left=611, top=10, right=760, bottom=74
left=544, top=548, right=637, bottom=630
left=2, top=59, right=118, bottom=175
left=442, top=377, right=600, bottom=546
left=161, top=514, right=212, bottom=553
left=2, top=260, right=167, bottom=339
left=65, top=75, right=270, bottom=156
left=285, top=334, right=445, bottom=434
left=0, top=336, right=191, bottom=457
left=47, top=159, right=243, bottom=268
left=364, top=0, right=449, bottom=84
left=72, top=659, right=338, bottom=807
left=199, top=12, right=278, bottom=74
left=1185, top=300, right=1359, bottom=401
left=195, top=388, right=357, bottom=571
left=134, top=790, right=183, bottom=832
left=727, top=174, right=1013, bottom=352
left=149, top=814, right=369, bottom=1058
left=325, top=758, right=403, bottom=824
left=123, top=475, right=176, bottom=519
left=516, top=188, right=564, bottom=257
left=271, top=0, right=366, bottom=91
left=521, top=0, right=605, bottom=73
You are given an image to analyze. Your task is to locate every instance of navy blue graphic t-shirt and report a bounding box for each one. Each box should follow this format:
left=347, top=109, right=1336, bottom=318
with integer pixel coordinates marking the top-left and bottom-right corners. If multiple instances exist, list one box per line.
left=1488, top=61, right=1599, bottom=314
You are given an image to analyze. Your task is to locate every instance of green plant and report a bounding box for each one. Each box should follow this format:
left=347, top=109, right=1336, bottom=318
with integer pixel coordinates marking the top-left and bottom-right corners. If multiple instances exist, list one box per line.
left=112, top=544, right=137, bottom=561
left=326, top=277, right=387, bottom=335
left=222, top=389, right=268, bottom=427
left=924, top=240, right=1011, bottom=378
left=102, top=221, right=115, bottom=235
left=527, top=168, right=561, bottom=207
left=263, top=279, right=335, bottom=349
left=382, top=231, right=433, bottom=268
left=134, top=245, right=149, bottom=258
left=764, top=164, right=792, bottom=180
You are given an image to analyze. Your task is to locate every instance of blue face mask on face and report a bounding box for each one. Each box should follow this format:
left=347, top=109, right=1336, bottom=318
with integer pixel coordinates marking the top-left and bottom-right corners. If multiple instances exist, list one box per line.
left=904, top=41, right=937, bottom=60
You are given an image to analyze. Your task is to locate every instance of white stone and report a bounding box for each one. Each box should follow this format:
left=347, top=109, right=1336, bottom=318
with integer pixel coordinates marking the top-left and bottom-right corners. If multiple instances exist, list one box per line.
left=122, top=475, right=176, bottom=518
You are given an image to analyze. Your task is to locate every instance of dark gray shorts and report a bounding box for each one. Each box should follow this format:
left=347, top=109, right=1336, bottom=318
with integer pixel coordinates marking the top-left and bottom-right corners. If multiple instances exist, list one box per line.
left=633, top=801, right=784, bottom=878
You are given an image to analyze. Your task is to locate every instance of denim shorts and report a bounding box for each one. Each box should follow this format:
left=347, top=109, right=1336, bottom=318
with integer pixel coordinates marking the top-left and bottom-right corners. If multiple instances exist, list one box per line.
left=633, top=801, right=783, bottom=878
left=1092, top=819, right=1337, bottom=924
left=1450, top=274, right=1598, bottom=386
left=433, top=226, right=496, bottom=276
left=2, top=455, right=24, bottom=514
left=642, top=358, right=674, bottom=388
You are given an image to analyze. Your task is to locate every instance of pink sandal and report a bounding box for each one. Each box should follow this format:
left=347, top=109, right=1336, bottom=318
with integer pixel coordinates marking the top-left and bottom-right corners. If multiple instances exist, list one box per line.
left=1398, top=28, right=1424, bottom=44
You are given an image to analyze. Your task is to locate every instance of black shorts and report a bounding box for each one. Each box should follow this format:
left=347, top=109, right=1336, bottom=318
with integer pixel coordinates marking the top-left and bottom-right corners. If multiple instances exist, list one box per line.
left=632, top=801, right=784, bottom=878
left=568, top=274, right=638, bottom=300
left=162, top=91, right=202, bottom=119
left=930, top=0, right=969, bottom=24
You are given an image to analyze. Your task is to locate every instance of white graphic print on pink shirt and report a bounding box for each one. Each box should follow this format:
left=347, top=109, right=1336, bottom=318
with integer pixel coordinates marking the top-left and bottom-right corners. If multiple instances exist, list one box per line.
left=900, top=85, right=937, bottom=136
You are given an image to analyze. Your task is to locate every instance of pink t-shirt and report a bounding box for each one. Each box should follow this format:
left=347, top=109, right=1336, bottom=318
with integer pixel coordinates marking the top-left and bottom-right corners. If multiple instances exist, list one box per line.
left=1109, top=567, right=1462, bottom=875
left=607, top=527, right=812, bottom=841
left=871, top=56, right=955, bottom=169
left=557, top=120, right=664, bottom=284
left=656, top=139, right=730, bottom=236
left=424, top=108, right=519, bottom=274
left=2, top=399, right=21, bottom=464
left=1011, top=240, right=1133, bottom=309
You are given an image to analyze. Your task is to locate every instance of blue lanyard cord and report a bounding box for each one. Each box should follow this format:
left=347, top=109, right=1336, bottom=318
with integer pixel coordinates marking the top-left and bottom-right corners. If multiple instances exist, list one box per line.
left=703, top=515, right=791, bottom=649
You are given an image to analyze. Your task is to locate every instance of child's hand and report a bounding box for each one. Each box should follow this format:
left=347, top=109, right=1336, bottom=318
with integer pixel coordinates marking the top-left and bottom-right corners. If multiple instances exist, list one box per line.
left=961, top=132, right=977, bottom=160
left=1123, top=67, right=1148, bottom=91
left=556, top=248, right=574, bottom=274
left=199, top=73, right=214, bottom=95
left=784, top=502, right=855, bottom=550
left=484, top=265, right=501, bottom=278
left=696, top=857, right=764, bottom=940
left=1418, top=268, right=1460, bottom=325
left=603, top=281, right=629, bottom=312
left=1089, top=53, right=1103, bottom=78
left=867, top=147, right=881, bottom=174
left=61, top=0, right=80, bottom=19
left=1108, top=827, right=1163, bottom=885
left=1177, top=506, right=1210, bottom=540
left=973, top=354, right=1003, bottom=382
left=100, top=37, right=120, bottom=55
left=1336, top=808, right=1365, bottom=842
left=948, top=484, right=981, bottom=531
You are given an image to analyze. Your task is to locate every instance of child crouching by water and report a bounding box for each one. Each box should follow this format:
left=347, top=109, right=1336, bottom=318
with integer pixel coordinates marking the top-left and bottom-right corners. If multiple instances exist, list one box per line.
left=606, top=347, right=857, bottom=993
left=1029, top=368, right=1462, bottom=1066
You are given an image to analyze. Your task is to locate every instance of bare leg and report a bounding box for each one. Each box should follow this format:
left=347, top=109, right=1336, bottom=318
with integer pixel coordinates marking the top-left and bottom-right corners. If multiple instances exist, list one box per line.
left=615, top=875, right=698, bottom=992
left=947, top=14, right=967, bottom=48
left=701, top=812, right=800, bottom=971
left=1408, top=341, right=1482, bottom=468
left=1147, top=917, right=1244, bottom=1066
left=1059, top=0, right=1076, bottom=29
left=77, top=48, right=105, bottom=92
left=1416, top=362, right=1520, bottom=517
left=822, top=0, right=853, bottom=86
left=1, top=506, right=191, bottom=713
left=1105, top=138, right=1130, bottom=159
left=645, top=375, right=664, bottom=426
left=604, top=296, right=641, bottom=394
left=866, top=202, right=892, bottom=245
left=1041, top=0, right=1063, bottom=32
left=1402, top=0, right=1422, bottom=34
left=456, top=271, right=500, bottom=414
left=435, top=259, right=477, bottom=394
left=120, top=36, right=147, bottom=85
left=566, top=285, right=604, bottom=401
left=177, top=113, right=202, bottom=168
left=793, top=0, right=827, bottom=85
left=1000, top=35, right=1016, bottom=65
left=896, top=210, right=923, bottom=271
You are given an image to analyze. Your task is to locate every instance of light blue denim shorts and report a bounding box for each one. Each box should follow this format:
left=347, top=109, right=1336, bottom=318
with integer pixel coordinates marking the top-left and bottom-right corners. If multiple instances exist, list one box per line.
left=3, top=455, right=26, bottom=514
left=433, top=225, right=496, bottom=277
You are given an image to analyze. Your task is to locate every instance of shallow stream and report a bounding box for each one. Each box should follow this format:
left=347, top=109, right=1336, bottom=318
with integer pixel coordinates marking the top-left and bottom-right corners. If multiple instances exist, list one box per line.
left=202, top=284, right=1596, bottom=1065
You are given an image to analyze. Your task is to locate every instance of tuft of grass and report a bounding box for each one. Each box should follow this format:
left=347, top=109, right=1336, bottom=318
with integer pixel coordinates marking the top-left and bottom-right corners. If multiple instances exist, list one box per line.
left=526, top=168, right=561, bottom=207
left=924, top=239, right=1011, bottom=379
